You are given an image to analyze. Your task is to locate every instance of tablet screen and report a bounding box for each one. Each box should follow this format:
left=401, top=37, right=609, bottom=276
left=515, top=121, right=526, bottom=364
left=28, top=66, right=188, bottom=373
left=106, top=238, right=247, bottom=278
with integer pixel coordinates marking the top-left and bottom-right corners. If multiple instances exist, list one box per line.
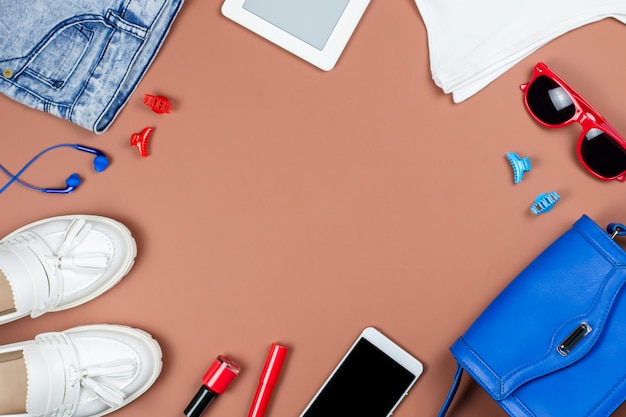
left=242, top=0, right=350, bottom=50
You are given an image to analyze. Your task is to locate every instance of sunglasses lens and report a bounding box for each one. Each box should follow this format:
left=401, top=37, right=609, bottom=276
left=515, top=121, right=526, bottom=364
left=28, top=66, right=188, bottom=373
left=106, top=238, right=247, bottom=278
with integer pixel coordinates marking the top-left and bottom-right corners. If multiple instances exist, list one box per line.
left=526, top=75, right=576, bottom=125
left=580, top=128, right=626, bottom=178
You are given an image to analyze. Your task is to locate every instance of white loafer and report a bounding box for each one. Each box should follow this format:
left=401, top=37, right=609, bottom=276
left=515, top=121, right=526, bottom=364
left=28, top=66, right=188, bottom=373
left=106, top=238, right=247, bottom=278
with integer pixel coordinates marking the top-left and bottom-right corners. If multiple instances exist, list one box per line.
left=0, top=215, right=136, bottom=324
left=0, top=324, right=162, bottom=417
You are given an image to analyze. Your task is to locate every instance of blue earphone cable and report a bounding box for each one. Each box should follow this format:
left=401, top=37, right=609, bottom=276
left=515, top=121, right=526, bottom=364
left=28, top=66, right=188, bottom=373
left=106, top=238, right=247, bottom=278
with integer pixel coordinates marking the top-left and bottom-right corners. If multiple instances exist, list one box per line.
left=0, top=144, right=80, bottom=194
left=0, top=165, right=41, bottom=191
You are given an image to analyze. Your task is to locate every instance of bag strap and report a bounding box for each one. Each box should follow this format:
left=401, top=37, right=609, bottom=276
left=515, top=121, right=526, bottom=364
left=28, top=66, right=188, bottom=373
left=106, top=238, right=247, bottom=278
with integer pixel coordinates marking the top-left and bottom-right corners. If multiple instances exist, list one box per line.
left=437, top=363, right=464, bottom=417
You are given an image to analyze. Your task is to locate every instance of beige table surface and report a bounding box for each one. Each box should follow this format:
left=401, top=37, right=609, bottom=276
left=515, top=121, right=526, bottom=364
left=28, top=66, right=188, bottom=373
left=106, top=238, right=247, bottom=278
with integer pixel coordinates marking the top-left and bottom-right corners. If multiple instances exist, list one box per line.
left=3, top=1, right=626, bottom=416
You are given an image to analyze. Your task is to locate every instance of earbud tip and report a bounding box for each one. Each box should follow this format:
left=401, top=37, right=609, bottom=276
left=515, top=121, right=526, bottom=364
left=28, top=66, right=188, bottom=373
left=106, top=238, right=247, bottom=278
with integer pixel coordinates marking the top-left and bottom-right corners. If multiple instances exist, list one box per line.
left=66, top=173, right=81, bottom=187
left=94, top=155, right=109, bottom=172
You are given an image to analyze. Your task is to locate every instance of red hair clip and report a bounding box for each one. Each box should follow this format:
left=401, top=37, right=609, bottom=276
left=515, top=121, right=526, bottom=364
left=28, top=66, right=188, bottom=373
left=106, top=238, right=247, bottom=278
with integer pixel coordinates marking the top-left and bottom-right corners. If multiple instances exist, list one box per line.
left=144, top=94, right=172, bottom=114
left=131, top=127, right=153, bottom=158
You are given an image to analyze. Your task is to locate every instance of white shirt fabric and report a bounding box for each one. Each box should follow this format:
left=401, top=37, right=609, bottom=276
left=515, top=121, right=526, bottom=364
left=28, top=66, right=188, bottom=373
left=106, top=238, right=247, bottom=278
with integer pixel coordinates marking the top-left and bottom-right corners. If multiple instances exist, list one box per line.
left=413, top=0, right=626, bottom=103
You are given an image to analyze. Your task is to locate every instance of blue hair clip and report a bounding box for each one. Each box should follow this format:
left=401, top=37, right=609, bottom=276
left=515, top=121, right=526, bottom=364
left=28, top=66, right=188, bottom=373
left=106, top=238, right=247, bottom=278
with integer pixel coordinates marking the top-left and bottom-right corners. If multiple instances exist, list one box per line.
left=506, top=152, right=532, bottom=184
left=531, top=191, right=560, bottom=215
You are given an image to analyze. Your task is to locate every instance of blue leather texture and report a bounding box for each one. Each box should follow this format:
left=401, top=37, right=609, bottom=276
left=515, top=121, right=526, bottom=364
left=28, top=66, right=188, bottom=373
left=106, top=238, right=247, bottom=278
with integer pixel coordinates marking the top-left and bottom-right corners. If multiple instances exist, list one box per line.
left=449, top=215, right=626, bottom=417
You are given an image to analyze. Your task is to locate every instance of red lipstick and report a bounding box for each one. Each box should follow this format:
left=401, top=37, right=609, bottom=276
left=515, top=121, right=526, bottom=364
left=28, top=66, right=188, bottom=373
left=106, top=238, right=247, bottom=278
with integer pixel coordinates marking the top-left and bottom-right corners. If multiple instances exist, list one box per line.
left=184, top=355, right=240, bottom=417
left=247, top=343, right=288, bottom=417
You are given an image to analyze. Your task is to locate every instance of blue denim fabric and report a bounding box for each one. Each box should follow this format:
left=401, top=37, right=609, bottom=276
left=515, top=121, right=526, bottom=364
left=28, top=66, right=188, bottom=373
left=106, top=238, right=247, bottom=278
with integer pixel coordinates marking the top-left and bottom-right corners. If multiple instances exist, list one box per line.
left=0, top=0, right=184, bottom=134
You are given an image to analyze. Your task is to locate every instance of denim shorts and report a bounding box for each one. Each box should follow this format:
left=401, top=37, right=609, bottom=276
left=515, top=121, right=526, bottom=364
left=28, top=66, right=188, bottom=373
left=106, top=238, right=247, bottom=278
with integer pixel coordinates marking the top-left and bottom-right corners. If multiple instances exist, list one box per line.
left=0, top=0, right=184, bottom=134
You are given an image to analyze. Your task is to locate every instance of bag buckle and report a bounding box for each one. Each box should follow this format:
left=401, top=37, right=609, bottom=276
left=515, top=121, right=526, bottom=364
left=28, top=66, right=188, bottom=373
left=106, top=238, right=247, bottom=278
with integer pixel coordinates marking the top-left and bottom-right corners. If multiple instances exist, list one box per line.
left=557, top=322, right=591, bottom=356
left=608, top=223, right=626, bottom=239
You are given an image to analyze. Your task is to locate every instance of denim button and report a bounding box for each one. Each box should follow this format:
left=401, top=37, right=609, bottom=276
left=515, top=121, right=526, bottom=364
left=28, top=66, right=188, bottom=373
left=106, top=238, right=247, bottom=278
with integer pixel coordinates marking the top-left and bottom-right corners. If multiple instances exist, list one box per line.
left=2, top=69, right=12, bottom=79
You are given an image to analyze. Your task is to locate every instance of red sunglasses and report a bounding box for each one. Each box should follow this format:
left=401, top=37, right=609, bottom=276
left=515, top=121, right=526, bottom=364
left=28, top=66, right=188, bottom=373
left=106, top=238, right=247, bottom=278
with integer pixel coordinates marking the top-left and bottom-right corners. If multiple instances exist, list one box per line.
left=521, top=62, right=626, bottom=182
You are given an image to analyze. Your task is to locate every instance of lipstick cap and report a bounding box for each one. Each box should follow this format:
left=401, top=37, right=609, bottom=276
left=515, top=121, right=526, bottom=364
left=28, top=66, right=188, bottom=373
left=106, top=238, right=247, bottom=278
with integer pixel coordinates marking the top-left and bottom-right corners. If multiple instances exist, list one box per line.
left=259, top=343, right=288, bottom=386
left=202, top=355, right=240, bottom=394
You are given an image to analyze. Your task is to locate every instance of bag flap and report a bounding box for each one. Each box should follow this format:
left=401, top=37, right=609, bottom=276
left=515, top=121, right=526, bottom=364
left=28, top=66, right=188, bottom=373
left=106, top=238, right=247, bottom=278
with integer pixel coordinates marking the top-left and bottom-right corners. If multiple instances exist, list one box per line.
left=450, top=215, right=626, bottom=401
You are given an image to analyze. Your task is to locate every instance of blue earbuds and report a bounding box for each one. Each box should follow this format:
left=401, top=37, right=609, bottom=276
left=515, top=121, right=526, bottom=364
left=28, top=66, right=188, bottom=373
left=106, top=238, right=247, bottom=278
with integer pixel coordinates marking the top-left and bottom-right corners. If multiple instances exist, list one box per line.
left=42, top=173, right=82, bottom=194
left=0, top=144, right=109, bottom=194
left=73, top=145, right=110, bottom=172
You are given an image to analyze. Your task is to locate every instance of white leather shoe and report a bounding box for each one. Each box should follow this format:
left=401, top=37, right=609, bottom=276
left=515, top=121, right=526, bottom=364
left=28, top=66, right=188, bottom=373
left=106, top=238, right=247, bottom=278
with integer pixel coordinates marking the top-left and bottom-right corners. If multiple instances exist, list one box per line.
left=1, top=324, right=162, bottom=417
left=0, top=215, right=136, bottom=324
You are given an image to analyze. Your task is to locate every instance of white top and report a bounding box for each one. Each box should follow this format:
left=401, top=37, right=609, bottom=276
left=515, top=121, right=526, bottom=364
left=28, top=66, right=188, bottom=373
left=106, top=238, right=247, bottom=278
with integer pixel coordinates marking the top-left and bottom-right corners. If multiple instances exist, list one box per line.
left=413, top=0, right=626, bottom=102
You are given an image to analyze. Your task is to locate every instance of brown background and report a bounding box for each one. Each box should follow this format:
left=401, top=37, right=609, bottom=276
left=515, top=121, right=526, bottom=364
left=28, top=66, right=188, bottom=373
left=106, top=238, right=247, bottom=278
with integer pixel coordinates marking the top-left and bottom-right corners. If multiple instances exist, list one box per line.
left=3, top=1, right=626, bottom=416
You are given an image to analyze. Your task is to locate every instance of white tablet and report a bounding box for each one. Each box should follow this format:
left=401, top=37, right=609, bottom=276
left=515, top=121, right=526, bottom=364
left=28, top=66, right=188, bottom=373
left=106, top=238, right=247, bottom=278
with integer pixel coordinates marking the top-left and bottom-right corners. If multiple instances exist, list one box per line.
left=221, top=0, right=370, bottom=71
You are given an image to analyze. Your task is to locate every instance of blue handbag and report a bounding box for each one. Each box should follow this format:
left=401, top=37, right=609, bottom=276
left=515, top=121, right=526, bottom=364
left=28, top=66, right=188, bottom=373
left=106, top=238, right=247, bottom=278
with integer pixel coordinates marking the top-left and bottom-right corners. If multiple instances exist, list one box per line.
left=438, top=214, right=626, bottom=417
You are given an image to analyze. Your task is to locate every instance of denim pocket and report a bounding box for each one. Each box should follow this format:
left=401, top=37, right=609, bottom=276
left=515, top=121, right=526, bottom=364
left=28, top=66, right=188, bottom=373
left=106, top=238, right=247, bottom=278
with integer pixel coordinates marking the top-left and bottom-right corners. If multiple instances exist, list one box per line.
left=7, top=12, right=151, bottom=101
left=0, top=1, right=181, bottom=133
left=2, top=14, right=118, bottom=104
left=25, top=22, right=94, bottom=89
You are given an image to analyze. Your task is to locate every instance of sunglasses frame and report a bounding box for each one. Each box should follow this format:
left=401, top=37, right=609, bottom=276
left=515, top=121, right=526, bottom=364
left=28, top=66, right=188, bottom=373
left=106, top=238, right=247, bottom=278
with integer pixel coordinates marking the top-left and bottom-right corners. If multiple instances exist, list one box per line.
left=520, top=62, right=626, bottom=182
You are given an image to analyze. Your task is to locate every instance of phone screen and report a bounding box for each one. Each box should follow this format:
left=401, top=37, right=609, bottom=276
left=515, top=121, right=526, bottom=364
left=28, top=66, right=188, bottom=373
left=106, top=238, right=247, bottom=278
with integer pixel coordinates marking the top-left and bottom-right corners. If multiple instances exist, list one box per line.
left=301, top=338, right=417, bottom=416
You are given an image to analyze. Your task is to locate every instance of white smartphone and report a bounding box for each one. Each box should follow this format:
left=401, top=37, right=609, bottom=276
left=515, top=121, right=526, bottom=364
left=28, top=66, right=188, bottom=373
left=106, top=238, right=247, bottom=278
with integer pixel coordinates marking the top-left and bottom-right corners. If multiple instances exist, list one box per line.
left=299, top=327, right=424, bottom=416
